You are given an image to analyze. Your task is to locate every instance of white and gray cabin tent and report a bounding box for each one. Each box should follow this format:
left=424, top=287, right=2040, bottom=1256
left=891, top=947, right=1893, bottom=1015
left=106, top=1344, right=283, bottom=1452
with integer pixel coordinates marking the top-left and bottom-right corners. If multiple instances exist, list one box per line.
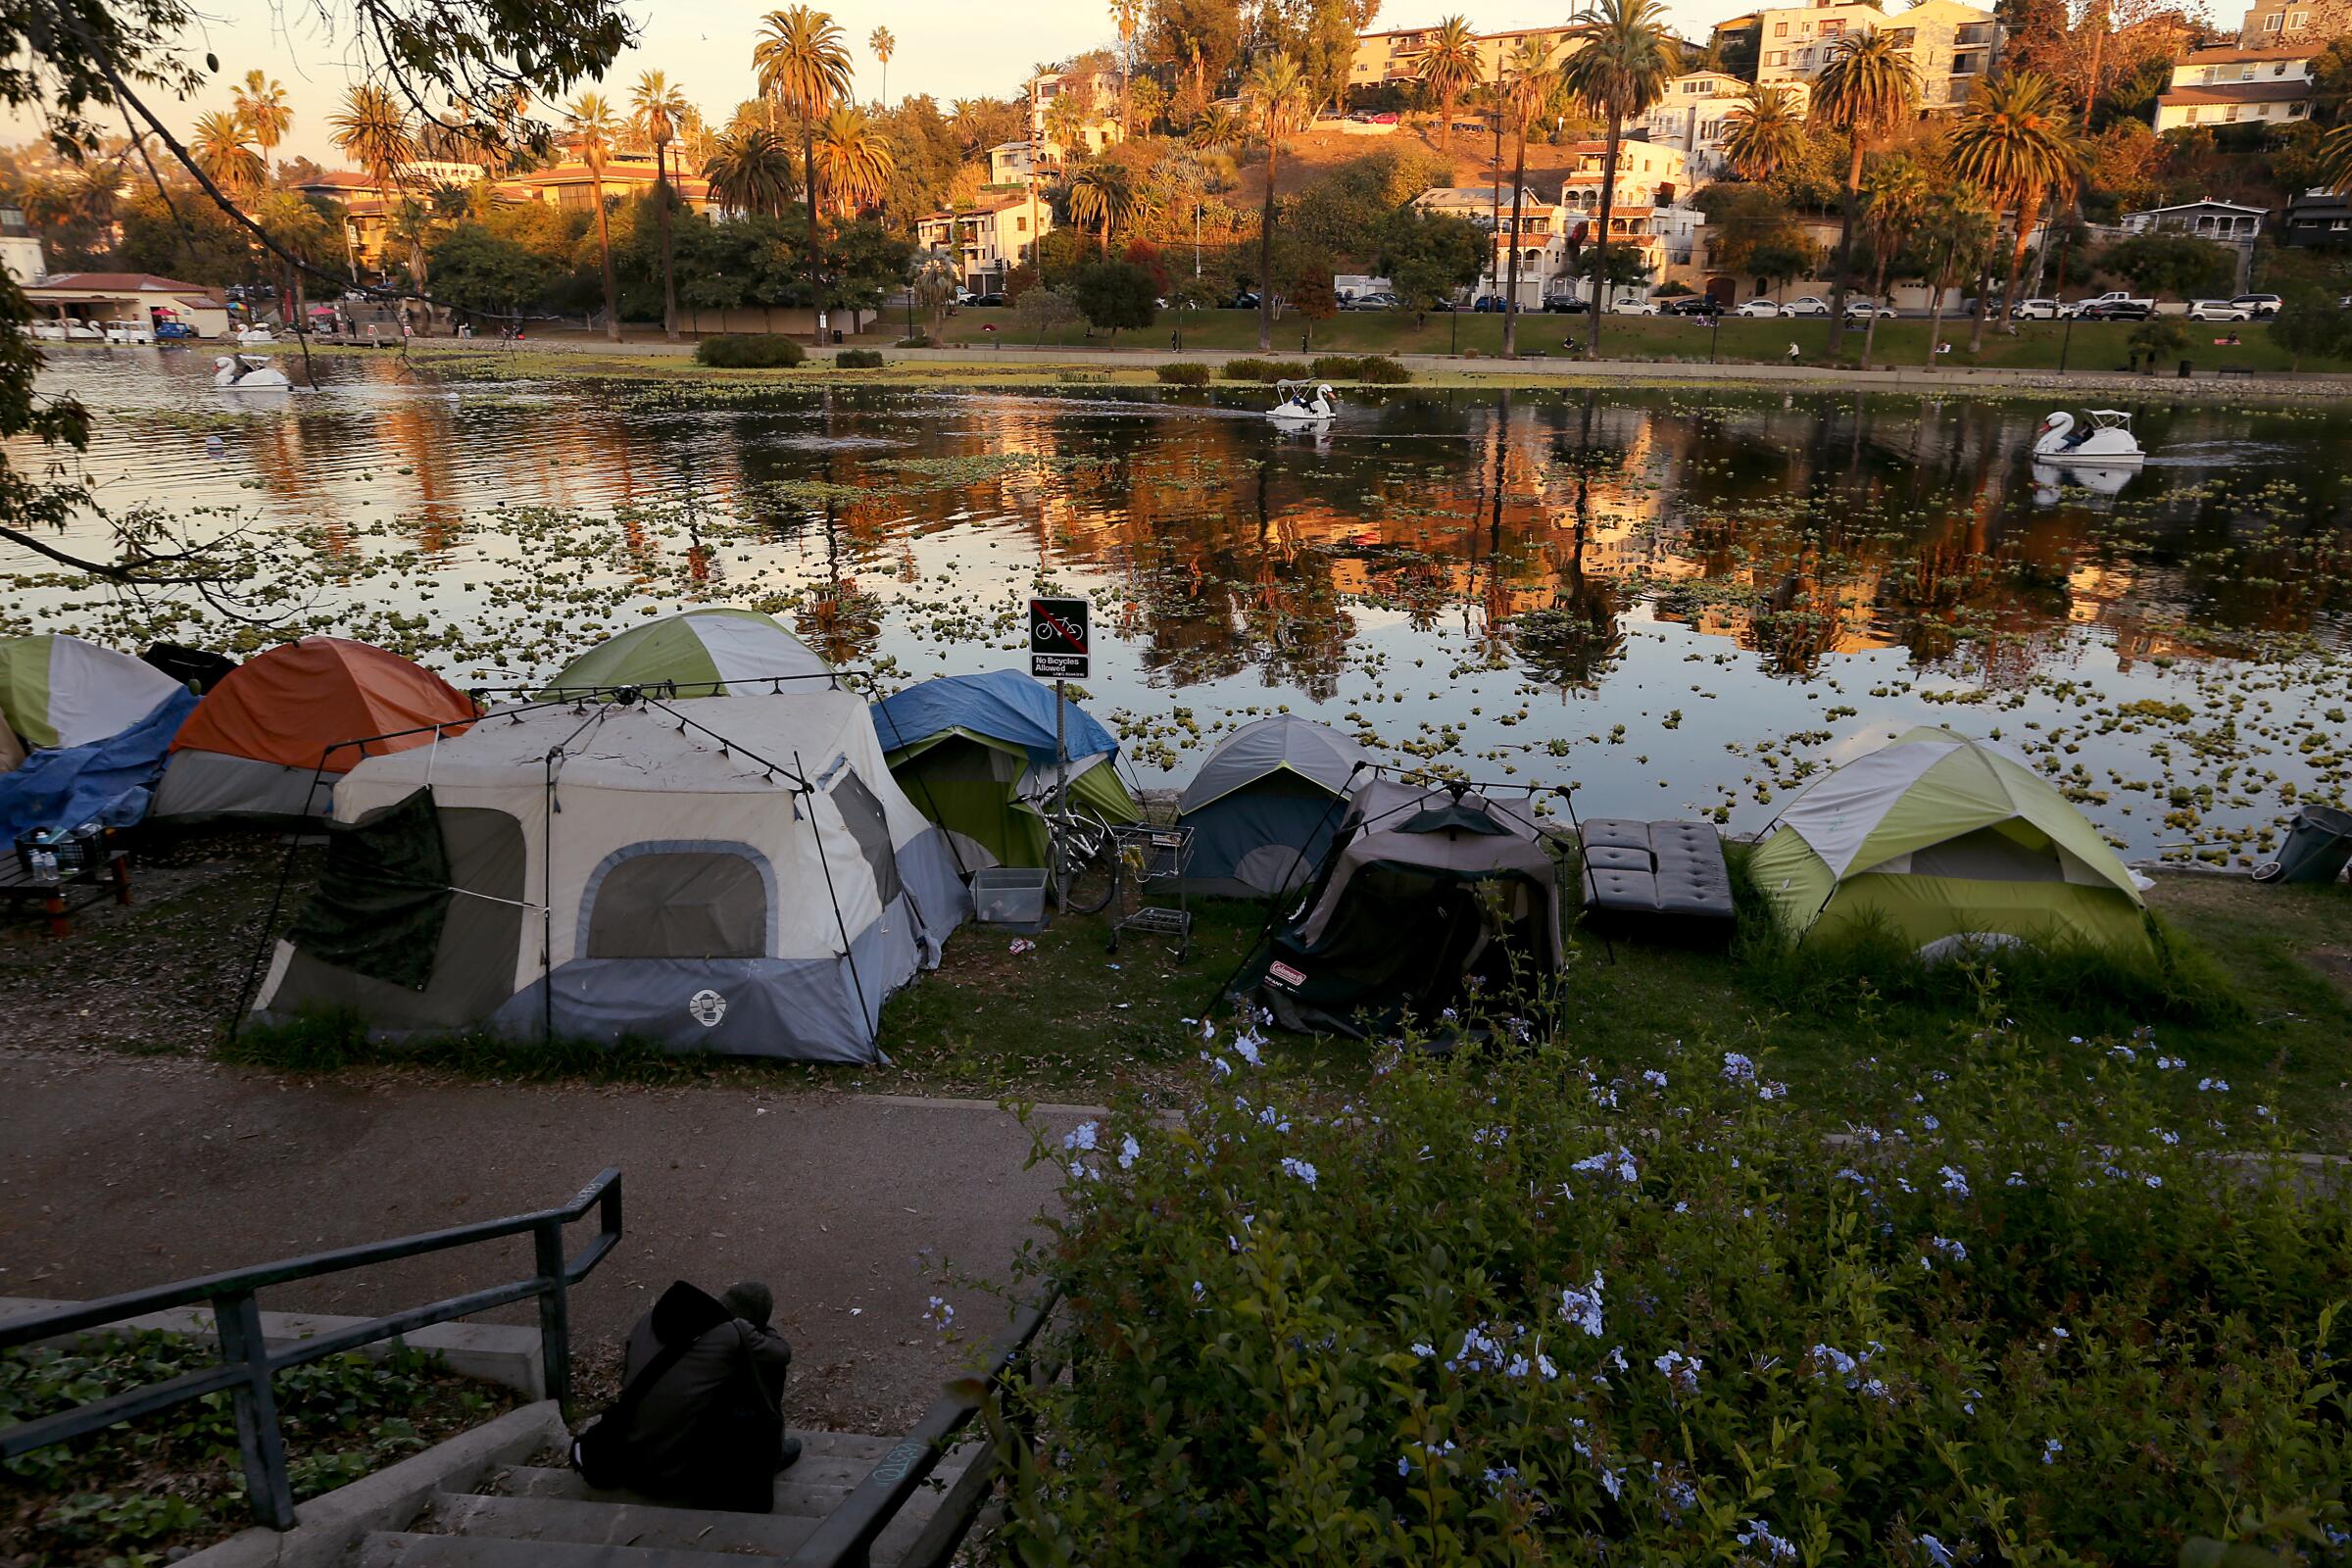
left=1176, top=715, right=1374, bottom=898
left=250, top=691, right=970, bottom=1061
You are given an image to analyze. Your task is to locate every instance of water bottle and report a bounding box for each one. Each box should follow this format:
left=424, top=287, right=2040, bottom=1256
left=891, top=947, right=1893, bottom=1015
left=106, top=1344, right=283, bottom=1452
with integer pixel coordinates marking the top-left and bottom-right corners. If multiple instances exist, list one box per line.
left=28, top=844, right=56, bottom=881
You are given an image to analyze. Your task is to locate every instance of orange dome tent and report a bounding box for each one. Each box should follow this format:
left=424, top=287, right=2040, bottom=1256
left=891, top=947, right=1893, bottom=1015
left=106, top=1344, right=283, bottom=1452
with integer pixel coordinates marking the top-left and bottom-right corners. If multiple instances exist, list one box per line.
left=154, top=639, right=477, bottom=820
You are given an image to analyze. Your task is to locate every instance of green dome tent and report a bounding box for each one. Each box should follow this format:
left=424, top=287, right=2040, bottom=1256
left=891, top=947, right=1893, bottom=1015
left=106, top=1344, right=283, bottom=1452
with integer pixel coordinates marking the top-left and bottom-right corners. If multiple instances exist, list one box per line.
left=546, top=609, right=831, bottom=697
left=1748, top=727, right=2151, bottom=958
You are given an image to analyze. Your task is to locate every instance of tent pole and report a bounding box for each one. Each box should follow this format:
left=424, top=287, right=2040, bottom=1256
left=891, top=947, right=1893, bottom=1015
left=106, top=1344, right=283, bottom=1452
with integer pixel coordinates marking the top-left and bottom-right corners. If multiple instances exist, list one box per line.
left=798, top=751, right=876, bottom=1048
left=543, top=752, right=555, bottom=1048
left=1555, top=784, right=1615, bottom=967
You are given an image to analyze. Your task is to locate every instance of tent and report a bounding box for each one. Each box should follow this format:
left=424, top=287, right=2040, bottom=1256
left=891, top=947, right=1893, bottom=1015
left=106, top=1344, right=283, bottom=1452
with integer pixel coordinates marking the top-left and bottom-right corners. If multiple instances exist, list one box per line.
left=1176, top=715, right=1373, bottom=898
left=1747, top=727, right=2150, bottom=957
left=155, top=638, right=479, bottom=821
left=869, top=671, right=1141, bottom=870
left=1243, top=779, right=1565, bottom=1037
left=0, top=635, right=196, bottom=840
left=141, top=643, right=239, bottom=695
left=0, top=721, right=23, bottom=776
left=252, top=691, right=969, bottom=1061
left=546, top=608, right=831, bottom=696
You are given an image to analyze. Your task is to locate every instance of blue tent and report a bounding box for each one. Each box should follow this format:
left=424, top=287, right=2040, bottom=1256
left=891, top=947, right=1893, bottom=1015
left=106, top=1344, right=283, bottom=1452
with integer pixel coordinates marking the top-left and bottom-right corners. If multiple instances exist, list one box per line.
left=869, top=669, right=1119, bottom=766
left=0, top=687, right=198, bottom=843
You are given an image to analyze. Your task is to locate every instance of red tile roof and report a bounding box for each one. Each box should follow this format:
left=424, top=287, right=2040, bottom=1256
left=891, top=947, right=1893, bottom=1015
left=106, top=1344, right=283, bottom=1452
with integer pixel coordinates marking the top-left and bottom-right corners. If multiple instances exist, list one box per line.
left=31, top=272, right=214, bottom=293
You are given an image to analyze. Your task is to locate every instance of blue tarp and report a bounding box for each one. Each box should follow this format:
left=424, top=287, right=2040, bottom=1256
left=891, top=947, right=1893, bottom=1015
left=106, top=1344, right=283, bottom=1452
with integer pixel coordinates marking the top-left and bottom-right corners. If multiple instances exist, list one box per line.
left=0, top=688, right=197, bottom=843
left=869, top=670, right=1118, bottom=766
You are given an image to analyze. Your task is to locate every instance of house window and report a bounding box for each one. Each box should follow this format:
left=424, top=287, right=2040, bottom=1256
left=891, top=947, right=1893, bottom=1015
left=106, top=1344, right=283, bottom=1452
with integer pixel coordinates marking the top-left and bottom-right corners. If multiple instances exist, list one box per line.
left=1773, top=20, right=1788, bottom=34
left=1017, top=216, right=1028, bottom=231
left=2290, top=100, right=2308, bottom=115
left=2183, top=105, right=2199, bottom=122
left=2289, top=8, right=2308, bottom=22
left=1767, top=50, right=1787, bottom=65
left=2264, top=10, right=2282, bottom=24
left=2226, top=104, right=2241, bottom=120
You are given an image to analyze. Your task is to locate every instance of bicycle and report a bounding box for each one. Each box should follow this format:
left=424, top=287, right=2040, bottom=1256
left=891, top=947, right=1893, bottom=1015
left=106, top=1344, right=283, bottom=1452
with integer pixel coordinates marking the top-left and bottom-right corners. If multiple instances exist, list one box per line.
left=1043, top=801, right=1120, bottom=915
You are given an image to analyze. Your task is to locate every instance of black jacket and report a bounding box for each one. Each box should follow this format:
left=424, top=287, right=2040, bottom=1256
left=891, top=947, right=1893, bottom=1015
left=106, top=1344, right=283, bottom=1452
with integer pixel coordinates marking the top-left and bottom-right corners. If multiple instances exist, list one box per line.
left=620, top=1309, right=792, bottom=1497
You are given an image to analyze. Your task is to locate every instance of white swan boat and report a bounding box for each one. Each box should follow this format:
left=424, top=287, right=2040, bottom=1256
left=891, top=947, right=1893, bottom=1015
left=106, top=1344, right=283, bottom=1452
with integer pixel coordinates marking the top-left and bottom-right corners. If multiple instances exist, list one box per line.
left=2033, top=409, right=2144, bottom=465
left=214, top=354, right=292, bottom=390
left=235, top=325, right=276, bottom=345
left=1268, top=380, right=1337, bottom=423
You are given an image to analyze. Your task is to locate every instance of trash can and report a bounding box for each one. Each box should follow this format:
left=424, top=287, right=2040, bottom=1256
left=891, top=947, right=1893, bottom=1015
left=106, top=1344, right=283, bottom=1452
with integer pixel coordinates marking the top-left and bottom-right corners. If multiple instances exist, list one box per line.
left=832, top=328, right=845, bottom=345
left=2178, top=359, right=2192, bottom=379
left=2253, top=804, right=2352, bottom=885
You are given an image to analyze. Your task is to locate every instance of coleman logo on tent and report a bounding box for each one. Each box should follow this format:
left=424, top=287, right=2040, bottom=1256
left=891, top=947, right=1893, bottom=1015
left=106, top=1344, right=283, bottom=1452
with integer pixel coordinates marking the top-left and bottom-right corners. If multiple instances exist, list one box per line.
left=688, top=989, right=728, bottom=1028
left=1267, top=960, right=1306, bottom=989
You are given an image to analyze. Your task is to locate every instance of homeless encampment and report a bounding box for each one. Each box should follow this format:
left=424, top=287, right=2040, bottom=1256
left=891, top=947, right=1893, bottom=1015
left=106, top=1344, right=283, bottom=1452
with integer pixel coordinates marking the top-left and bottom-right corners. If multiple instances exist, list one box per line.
left=1242, top=779, right=1565, bottom=1036
left=0, top=634, right=196, bottom=840
left=1748, top=727, right=2151, bottom=958
left=1176, top=715, right=1373, bottom=899
left=155, top=638, right=477, bottom=822
left=547, top=609, right=831, bottom=696
left=251, top=691, right=968, bottom=1061
left=869, top=670, right=1140, bottom=870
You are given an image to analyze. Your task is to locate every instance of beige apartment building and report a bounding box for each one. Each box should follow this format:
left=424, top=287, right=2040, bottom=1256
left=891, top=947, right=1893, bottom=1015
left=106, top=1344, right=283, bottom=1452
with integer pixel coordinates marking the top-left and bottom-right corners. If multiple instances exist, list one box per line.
left=1645, top=72, right=1810, bottom=177
left=1027, top=67, right=1124, bottom=158
left=1755, top=0, right=1997, bottom=111
left=1348, top=23, right=1581, bottom=89
left=915, top=193, right=1053, bottom=295
left=2153, top=44, right=2316, bottom=129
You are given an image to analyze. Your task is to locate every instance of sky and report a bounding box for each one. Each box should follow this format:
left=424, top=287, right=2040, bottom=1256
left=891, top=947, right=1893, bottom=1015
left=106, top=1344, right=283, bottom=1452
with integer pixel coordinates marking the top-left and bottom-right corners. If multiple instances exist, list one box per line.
left=5, top=0, right=1719, bottom=167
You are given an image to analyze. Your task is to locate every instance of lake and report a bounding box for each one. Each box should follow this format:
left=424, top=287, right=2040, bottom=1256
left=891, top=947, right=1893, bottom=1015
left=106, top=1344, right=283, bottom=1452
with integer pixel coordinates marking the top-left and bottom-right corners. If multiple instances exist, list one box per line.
left=9, top=346, right=2349, bottom=865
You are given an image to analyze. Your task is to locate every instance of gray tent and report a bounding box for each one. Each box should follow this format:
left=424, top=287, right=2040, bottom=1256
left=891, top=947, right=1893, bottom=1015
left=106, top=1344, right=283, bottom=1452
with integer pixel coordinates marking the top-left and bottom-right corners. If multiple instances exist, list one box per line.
left=1242, top=779, right=1564, bottom=1037
left=1176, top=716, right=1374, bottom=898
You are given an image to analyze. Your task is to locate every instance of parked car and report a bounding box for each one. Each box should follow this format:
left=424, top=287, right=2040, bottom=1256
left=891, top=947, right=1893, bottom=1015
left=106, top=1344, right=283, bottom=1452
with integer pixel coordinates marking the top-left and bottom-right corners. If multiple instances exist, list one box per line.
left=1783, top=296, right=1833, bottom=317
left=1471, top=295, right=1505, bottom=313
left=2078, top=297, right=2153, bottom=320
left=1735, top=298, right=1782, bottom=318
left=1543, top=295, right=1590, bottom=314
left=1232, top=290, right=1259, bottom=309
left=1610, top=298, right=1660, bottom=316
left=2230, top=293, right=2283, bottom=318
left=154, top=320, right=197, bottom=341
left=2186, top=299, right=2253, bottom=322
left=1842, top=298, right=1896, bottom=319
left=2014, top=298, right=2064, bottom=319
left=1662, top=296, right=1720, bottom=318
left=973, top=292, right=1006, bottom=307
left=1342, top=290, right=1401, bottom=311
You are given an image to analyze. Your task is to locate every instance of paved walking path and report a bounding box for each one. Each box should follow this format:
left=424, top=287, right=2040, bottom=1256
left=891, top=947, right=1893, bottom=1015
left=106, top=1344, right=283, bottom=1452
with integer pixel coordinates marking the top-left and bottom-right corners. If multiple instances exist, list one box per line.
left=0, top=1050, right=1088, bottom=1432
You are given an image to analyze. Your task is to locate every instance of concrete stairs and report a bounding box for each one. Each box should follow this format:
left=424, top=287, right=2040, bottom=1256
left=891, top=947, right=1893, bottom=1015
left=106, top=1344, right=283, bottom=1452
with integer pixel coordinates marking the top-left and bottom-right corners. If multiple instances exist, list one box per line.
left=354, top=1429, right=978, bottom=1567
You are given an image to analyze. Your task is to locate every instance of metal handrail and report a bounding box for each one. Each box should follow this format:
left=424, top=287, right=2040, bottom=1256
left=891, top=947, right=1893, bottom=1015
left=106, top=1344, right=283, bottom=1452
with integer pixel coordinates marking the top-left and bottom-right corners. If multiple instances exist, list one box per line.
left=787, top=1288, right=1062, bottom=1568
left=0, top=1168, right=623, bottom=1532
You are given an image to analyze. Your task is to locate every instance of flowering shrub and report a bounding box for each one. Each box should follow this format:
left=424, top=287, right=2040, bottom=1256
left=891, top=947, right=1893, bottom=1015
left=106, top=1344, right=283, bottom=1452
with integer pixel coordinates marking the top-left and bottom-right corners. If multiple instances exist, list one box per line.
left=1001, top=1025, right=2352, bottom=1565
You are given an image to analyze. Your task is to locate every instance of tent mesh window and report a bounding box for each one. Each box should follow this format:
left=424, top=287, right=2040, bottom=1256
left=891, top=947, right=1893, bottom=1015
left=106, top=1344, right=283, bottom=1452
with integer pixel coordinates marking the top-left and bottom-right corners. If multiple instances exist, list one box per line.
left=585, top=852, right=768, bottom=959
left=286, top=787, right=453, bottom=991
left=830, top=769, right=904, bottom=906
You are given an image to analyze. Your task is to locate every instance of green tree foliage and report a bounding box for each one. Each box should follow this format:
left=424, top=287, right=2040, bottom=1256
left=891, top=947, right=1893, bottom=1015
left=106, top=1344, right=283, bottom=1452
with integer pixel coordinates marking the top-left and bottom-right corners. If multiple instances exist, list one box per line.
left=2099, top=232, right=2236, bottom=300
left=1012, top=281, right=1083, bottom=342
left=429, top=216, right=572, bottom=318
left=116, top=180, right=255, bottom=282
left=1072, top=258, right=1159, bottom=336
left=1148, top=0, right=1247, bottom=115
left=2268, top=285, right=2352, bottom=369
left=1285, top=147, right=1451, bottom=264
left=1376, top=206, right=1483, bottom=308
left=1691, top=184, right=1817, bottom=291
left=873, top=96, right=966, bottom=220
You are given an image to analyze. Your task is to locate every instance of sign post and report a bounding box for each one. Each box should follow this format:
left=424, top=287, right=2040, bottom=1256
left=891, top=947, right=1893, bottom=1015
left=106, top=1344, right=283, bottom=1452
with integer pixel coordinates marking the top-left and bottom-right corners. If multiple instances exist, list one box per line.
left=1029, top=597, right=1091, bottom=911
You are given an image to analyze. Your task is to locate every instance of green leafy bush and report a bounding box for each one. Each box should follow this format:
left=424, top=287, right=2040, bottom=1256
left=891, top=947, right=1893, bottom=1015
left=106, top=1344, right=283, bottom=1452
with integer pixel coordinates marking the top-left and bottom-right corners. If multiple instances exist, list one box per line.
left=1156, top=362, right=1213, bottom=385
left=1309, top=354, right=1363, bottom=379
left=895, top=334, right=937, bottom=348
left=692, top=333, right=807, bottom=368
left=834, top=347, right=886, bottom=368
left=1354, top=353, right=1410, bottom=384
left=1001, top=1025, right=2349, bottom=1564
left=1219, top=358, right=1315, bottom=383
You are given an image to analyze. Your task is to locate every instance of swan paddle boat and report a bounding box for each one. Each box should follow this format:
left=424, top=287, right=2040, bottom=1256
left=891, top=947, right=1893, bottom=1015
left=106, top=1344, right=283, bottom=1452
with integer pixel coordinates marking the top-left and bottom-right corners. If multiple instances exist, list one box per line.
left=2033, top=408, right=2144, bottom=465
left=1268, top=380, right=1337, bottom=423
left=214, top=354, right=293, bottom=390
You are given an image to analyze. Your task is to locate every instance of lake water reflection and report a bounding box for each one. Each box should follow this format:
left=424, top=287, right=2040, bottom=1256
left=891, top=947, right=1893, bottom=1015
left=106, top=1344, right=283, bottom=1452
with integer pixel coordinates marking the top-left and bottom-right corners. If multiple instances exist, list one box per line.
left=11, top=347, right=2349, bottom=864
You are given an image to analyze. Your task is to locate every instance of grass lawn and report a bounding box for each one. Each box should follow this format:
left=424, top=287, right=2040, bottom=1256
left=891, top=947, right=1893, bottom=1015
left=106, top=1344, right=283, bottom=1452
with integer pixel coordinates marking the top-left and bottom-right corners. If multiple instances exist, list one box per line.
left=929, top=307, right=2352, bottom=375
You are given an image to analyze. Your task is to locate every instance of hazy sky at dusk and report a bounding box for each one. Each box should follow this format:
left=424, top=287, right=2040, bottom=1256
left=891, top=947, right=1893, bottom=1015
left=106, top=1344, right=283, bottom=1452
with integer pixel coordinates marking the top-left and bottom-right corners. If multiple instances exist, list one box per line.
left=6, top=0, right=1720, bottom=166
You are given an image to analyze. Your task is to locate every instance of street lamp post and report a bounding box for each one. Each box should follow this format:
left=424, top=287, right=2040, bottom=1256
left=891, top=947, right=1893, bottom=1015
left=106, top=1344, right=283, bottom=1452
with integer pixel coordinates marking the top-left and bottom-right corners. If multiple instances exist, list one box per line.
left=2058, top=309, right=2075, bottom=374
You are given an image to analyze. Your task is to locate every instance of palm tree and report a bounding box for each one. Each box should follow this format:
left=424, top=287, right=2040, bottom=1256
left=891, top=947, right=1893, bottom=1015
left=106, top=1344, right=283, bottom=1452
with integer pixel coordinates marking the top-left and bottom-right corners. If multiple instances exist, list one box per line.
left=813, top=105, right=895, bottom=216
left=568, top=92, right=623, bottom=341
left=1948, top=72, right=2080, bottom=329
left=1111, top=0, right=1143, bottom=134
left=329, top=84, right=417, bottom=196
left=1066, top=162, right=1134, bottom=255
left=705, top=125, right=799, bottom=217
left=1857, top=156, right=1929, bottom=362
left=254, top=189, right=330, bottom=329
left=2319, top=122, right=2352, bottom=195
left=191, top=111, right=265, bottom=200
left=1558, top=0, right=1679, bottom=359
left=1415, top=16, right=1484, bottom=154
left=869, top=26, right=895, bottom=102
left=1243, top=52, right=1310, bottom=352
left=1809, top=30, right=1917, bottom=352
left=1042, top=91, right=1089, bottom=165
left=631, top=70, right=689, bottom=341
left=754, top=6, right=856, bottom=315
left=1720, top=83, right=1803, bottom=182
left=1499, top=36, right=1562, bottom=356
left=232, top=72, right=293, bottom=181
left=1915, top=178, right=1995, bottom=366
left=1188, top=103, right=1243, bottom=153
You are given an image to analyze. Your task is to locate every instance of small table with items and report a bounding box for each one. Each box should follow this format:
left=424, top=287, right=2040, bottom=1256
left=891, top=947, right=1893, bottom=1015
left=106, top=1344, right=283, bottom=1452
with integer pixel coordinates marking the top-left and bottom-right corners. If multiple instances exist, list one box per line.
left=1, top=847, right=132, bottom=939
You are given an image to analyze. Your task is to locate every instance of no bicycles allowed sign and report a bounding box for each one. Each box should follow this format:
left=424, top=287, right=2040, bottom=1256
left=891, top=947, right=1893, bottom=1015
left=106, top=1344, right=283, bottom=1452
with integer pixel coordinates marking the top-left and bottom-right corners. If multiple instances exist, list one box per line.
left=1029, top=596, right=1090, bottom=680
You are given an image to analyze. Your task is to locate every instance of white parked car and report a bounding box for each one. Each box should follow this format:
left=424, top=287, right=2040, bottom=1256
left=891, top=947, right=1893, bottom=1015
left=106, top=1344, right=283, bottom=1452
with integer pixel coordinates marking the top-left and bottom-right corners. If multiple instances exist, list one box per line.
left=1610, top=298, right=1660, bottom=315
left=2014, top=299, right=2064, bottom=320
left=2185, top=299, right=2253, bottom=322
left=1783, top=296, right=1832, bottom=317
left=1843, top=298, right=1896, bottom=319
left=104, top=321, right=153, bottom=344
left=1735, top=298, right=1782, bottom=318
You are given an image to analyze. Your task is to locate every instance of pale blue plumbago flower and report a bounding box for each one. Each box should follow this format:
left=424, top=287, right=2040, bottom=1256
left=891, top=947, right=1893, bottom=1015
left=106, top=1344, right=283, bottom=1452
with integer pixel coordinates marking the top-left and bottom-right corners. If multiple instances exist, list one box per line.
left=2006, top=1171, right=2028, bottom=1188
left=1482, top=1463, right=1520, bottom=1493
left=1921, top=1114, right=1940, bottom=1131
left=1654, top=1348, right=1702, bottom=1396
left=1642, top=1069, right=1668, bottom=1088
left=1067, top=1159, right=1092, bottom=1181
left=1410, top=1340, right=1435, bottom=1358
left=1920, top=1534, right=1955, bottom=1566
left=1119, top=1134, right=1142, bottom=1170
left=1722, top=1052, right=1757, bottom=1084
left=1557, top=1272, right=1605, bottom=1338
left=924, top=1296, right=956, bottom=1331
left=2041, top=1438, right=2064, bottom=1465
left=1603, top=1345, right=1629, bottom=1374
left=1064, top=1121, right=1099, bottom=1152
left=2256, top=1104, right=2274, bottom=1121
left=1199, top=1018, right=1217, bottom=1042
left=1940, top=1165, right=1971, bottom=1199
left=2156, top=1054, right=2184, bottom=1070
left=1655, top=1468, right=1698, bottom=1516
left=1232, top=1033, right=1263, bottom=1066
left=1738, top=1519, right=1797, bottom=1562
left=1192, top=1281, right=1205, bottom=1302
left=2050, top=1325, right=2071, bottom=1340
left=1281, top=1157, right=1317, bottom=1186
left=1505, top=1353, right=1532, bottom=1379
left=2154, top=1129, right=2180, bottom=1146
left=2108, top=1044, right=2134, bottom=1062
left=2198, top=1077, right=2230, bottom=1094
left=1206, top=1054, right=1233, bottom=1079
left=1810, top=1345, right=1858, bottom=1382
left=1599, top=1466, right=1624, bottom=1499
left=1835, top=1168, right=1870, bottom=1186
left=1397, top=1455, right=1411, bottom=1477
left=1930, top=1236, right=1968, bottom=1263
left=1757, top=1083, right=1785, bottom=1101
left=1674, top=1200, right=1690, bottom=1214
left=2143, top=1173, right=2163, bottom=1188
left=1571, top=1146, right=1640, bottom=1183
left=1536, top=1351, right=1558, bottom=1381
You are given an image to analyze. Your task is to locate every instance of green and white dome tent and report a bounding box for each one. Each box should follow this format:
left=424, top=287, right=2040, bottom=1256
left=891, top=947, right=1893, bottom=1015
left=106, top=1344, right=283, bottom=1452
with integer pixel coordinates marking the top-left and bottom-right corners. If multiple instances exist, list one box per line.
left=1748, top=727, right=2152, bottom=958
left=545, top=608, right=832, bottom=698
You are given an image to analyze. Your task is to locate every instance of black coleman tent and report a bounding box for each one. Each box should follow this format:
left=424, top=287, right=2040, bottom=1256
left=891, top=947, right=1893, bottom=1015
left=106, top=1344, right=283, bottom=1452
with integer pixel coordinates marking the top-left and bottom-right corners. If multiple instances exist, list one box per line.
left=1237, top=778, right=1565, bottom=1037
